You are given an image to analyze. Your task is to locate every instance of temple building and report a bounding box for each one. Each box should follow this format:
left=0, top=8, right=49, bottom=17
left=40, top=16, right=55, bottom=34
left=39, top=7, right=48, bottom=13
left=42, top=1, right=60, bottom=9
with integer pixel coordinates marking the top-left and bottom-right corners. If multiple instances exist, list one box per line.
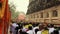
left=27, top=0, right=60, bottom=24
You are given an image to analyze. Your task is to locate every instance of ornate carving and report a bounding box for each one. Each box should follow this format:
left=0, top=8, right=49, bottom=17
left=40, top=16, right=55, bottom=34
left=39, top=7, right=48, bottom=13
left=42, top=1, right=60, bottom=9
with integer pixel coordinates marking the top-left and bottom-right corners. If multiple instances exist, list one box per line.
left=27, top=0, right=60, bottom=14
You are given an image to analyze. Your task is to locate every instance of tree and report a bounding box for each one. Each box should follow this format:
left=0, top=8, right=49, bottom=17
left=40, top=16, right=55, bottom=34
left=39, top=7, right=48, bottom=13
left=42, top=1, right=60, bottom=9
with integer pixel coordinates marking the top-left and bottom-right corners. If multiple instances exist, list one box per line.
left=9, top=3, right=16, bottom=20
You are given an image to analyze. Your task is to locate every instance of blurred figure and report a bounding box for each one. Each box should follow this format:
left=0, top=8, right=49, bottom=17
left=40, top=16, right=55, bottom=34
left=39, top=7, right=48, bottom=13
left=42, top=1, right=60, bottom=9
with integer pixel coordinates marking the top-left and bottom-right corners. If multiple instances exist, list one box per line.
left=37, top=24, right=44, bottom=34
left=10, top=21, right=18, bottom=34
left=37, top=23, right=49, bottom=34
left=41, top=26, right=49, bottom=34
left=27, top=26, right=34, bottom=34
left=59, top=27, right=60, bottom=34
left=10, top=31, right=12, bottom=34
left=52, top=30, right=59, bottom=34
left=33, top=23, right=39, bottom=34
left=48, top=24, right=55, bottom=34
left=35, top=28, right=39, bottom=34
left=19, top=29, right=28, bottom=34
left=15, top=22, right=23, bottom=34
left=22, top=23, right=29, bottom=32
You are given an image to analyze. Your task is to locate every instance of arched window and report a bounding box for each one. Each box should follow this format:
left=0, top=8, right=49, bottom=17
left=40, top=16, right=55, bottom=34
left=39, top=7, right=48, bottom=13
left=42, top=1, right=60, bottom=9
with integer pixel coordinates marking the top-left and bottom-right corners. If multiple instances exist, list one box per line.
left=46, top=12, right=49, bottom=18
left=40, top=12, right=43, bottom=18
left=52, top=10, right=58, bottom=17
left=37, top=14, right=39, bottom=18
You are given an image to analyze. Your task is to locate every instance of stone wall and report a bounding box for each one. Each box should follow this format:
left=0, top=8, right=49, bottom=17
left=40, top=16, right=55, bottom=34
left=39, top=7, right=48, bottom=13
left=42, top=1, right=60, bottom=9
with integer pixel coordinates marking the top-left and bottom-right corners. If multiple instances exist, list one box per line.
left=27, top=5, right=60, bottom=24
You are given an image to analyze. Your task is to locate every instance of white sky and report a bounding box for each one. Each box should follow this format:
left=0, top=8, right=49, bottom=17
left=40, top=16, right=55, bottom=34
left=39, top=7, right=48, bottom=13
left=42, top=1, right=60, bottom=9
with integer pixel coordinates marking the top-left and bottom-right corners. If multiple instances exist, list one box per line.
left=9, top=0, right=29, bottom=14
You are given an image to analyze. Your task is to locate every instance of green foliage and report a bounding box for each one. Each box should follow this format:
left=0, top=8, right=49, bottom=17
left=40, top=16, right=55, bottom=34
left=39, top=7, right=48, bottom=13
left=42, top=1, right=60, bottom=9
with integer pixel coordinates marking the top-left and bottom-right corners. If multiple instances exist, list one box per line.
left=9, top=3, right=18, bottom=20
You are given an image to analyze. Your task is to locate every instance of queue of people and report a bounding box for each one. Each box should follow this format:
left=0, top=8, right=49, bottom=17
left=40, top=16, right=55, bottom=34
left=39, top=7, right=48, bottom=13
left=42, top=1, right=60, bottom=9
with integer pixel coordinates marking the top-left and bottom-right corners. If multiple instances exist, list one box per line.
left=10, top=21, right=60, bottom=34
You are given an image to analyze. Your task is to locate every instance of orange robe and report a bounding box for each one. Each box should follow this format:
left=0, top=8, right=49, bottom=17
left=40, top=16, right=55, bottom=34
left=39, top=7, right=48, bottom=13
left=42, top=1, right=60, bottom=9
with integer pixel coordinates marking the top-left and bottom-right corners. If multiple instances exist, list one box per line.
left=0, top=0, right=11, bottom=34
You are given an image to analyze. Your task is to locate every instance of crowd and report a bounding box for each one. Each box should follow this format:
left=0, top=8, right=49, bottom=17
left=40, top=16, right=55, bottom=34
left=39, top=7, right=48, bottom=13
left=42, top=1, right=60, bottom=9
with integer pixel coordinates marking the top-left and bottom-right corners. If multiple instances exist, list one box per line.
left=10, top=21, right=60, bottom=34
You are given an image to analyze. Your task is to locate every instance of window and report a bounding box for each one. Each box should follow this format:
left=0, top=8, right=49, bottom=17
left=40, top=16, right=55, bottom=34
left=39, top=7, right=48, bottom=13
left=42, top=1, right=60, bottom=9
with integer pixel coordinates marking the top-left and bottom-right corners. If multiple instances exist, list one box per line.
left=40, top=12, right=43, bottom=18
left=37, top=14, right=39, bottom=18
left=52, top=10, right=58, bottom=17
left=46, top=12, right=49, bottom=18
left=34, top=15, right=35, bottom=18
left=31, top=15, right=32, bottom=18
left=35, top=15, right=37, bottom=18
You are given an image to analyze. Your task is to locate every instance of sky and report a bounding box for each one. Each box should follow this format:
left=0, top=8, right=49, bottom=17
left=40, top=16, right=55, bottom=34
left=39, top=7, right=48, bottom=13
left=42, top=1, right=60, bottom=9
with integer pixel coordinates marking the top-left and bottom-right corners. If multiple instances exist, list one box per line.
left=9, top=0, right=29, bottom=14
